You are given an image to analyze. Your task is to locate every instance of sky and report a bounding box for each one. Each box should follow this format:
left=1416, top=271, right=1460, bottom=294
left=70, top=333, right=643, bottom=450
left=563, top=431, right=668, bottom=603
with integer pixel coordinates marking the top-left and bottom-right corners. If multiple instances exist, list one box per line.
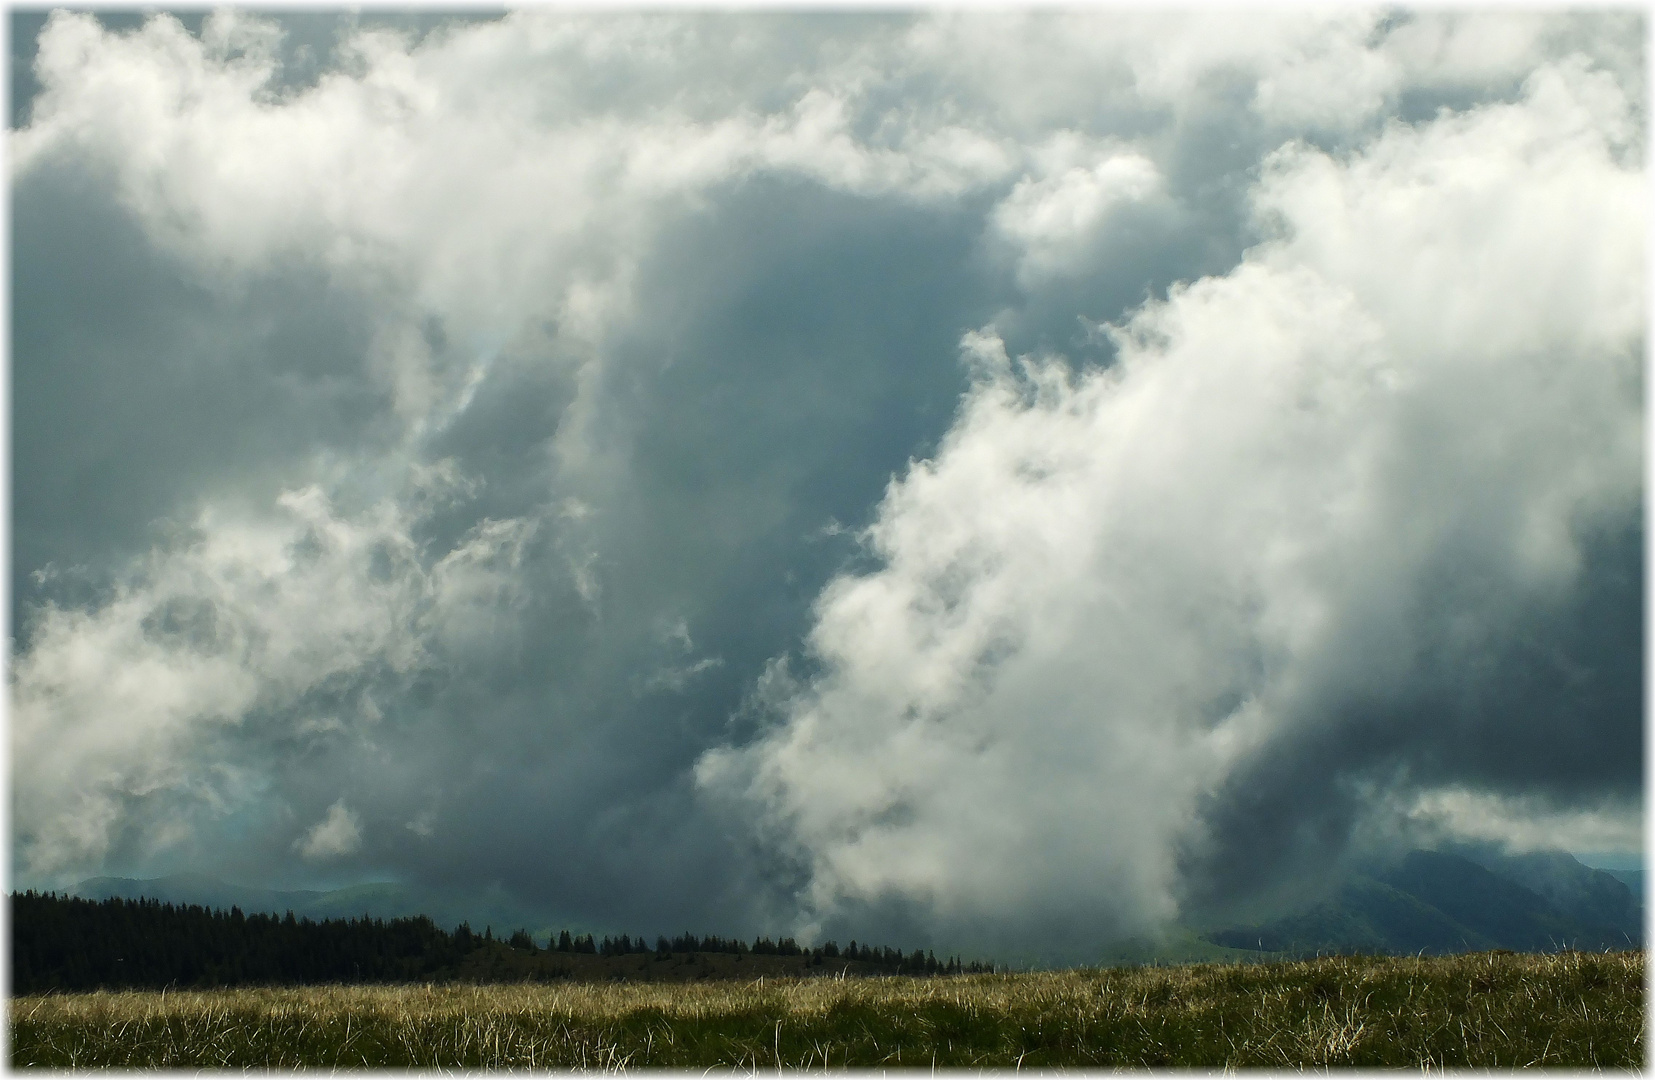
left=7, top=7, right=1645, bottom=964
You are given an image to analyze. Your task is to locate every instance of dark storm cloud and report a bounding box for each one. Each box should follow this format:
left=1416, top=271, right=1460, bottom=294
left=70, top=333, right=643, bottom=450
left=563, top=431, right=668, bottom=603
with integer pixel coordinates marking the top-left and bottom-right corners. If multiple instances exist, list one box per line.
left=9, top=9, right=1642, bottom=962
left=216, top=177, right=1013, bottom=934
left=1179, top=516, right=1644, bottom=924
left=10, top=159, right=393, bottom=638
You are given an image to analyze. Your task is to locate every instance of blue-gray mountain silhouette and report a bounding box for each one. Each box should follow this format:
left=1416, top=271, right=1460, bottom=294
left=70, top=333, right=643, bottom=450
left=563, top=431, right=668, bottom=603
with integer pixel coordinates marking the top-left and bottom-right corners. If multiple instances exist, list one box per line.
left=1207, top=848, right=1641, bottom=956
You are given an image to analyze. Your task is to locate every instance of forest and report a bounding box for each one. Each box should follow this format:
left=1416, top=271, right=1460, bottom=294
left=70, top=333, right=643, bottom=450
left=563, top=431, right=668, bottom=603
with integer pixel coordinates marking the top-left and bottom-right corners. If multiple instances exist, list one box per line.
left=9, top=891, right=988, bottom=993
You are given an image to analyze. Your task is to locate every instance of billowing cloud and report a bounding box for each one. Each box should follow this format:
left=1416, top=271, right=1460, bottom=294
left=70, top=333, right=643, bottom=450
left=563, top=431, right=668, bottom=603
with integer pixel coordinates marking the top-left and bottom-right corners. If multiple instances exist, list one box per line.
left=697, top=52, right=1642, bottom=956
left=297, top=799, right=363, bottom=861
left=9, top=9, right=1641, bottom=960
left=992, top=144, right=1167, bottom=288
left=12, top=475, right=538, bottom=875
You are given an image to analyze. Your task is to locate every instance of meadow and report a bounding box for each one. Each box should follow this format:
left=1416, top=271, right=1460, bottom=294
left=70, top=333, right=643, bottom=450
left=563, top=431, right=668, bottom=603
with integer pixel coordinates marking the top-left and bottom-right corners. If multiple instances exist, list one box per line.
left=10, top=949, right=1643, bottom=1069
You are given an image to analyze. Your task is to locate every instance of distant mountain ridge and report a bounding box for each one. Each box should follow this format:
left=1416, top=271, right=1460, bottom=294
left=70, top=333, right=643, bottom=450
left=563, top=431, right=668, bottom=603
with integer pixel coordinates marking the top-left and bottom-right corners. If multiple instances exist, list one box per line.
left=74, top=874, right=327, bottom=919
left=1601, top=867, right=1642, bottom=896
left=1207, top=848, right=1642, bottom=957
left=70, top=876, right=549, bottom=941
left=73, top=846, right=1643, bottom=967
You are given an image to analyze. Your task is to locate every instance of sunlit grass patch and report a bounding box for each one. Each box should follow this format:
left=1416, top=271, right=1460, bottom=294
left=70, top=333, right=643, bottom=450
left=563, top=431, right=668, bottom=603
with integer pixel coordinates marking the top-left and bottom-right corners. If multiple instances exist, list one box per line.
left=10, top=950, right=1643, bottom=1068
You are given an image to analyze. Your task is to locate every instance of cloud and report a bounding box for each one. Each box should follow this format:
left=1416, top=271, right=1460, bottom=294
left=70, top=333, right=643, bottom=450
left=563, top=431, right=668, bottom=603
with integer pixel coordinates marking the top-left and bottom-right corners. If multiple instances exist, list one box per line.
left=296, top=799, right=363, bottom=860
left=8, top=10, right=1641, bottom=957
left=696, top=55, right=1642, bottom=957
left=1400, top=789, right=1641, bottom=856
left=992, top=144, right=1167, bottom=288
left=10, top=476, right=539, bottom=878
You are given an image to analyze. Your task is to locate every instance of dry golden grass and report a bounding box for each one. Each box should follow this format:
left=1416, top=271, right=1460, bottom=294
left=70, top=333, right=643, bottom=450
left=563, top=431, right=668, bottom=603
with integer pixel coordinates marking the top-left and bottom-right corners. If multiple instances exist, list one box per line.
left=11, top=949, right=1644, bottom=1068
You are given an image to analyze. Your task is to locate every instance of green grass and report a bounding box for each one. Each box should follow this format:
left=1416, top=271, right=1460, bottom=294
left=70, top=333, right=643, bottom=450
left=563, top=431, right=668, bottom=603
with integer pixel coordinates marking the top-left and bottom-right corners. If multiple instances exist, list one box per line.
left=10, top=950, right=1643, bottom=1068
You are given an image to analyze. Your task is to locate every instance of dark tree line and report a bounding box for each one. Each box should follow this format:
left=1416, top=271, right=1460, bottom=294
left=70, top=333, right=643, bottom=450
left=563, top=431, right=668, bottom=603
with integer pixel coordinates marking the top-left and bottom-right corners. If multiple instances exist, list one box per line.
left=11, top=892, right=464, bottom=993
left=587, top=931, right=985, bottom=975
left=11, top=892, right=992, bottom=993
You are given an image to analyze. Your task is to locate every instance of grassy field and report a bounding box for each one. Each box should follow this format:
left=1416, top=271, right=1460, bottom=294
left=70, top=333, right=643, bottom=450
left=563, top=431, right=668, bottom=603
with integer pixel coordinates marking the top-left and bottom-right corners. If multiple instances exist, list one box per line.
left=10, top=950, right=1643, bottom=1069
